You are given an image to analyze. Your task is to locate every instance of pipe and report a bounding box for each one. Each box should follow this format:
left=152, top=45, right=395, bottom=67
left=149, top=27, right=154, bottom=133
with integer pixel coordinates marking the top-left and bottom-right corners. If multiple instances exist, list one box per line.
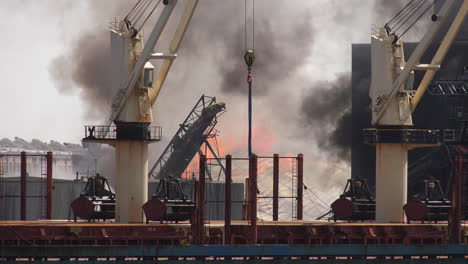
left=249, top=154, right=257, bottom=244
left=20, top=151, right=26, bottom=221
left=224, top=155, right=232, bottom=245
left=198, top=154, right=206, bottom=245
left=46, top=152, right=53, bottom=220
left=297, top=154, right=304, bottom=221
left=273, top=153, right=279, bottom=221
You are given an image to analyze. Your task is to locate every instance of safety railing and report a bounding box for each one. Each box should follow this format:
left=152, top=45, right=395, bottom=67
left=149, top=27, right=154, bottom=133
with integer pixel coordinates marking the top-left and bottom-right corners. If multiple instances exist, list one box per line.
left=84, top=125, right=162, bottom=141
left=363, top=128, right=465, bottom=144
left=363, top=128, right=441, bottom=144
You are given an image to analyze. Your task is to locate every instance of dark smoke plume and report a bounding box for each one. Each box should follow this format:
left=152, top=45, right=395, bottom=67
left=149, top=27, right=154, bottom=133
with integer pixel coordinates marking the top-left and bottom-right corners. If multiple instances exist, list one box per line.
left=300, top=73, right=352, bottom=161
left=50, top=31, right=112, bottom=120
left=216, top=18, right=313, bottom=96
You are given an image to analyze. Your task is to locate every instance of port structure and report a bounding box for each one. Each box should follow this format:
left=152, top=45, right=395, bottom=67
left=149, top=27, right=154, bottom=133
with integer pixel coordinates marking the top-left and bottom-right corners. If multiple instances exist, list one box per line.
left=367, top=0, right=468, bottom=223
left=83, top=0, right=200, bottom=223
left=149, top=95, right=226, bottom=182
left=0, top=152, right=53, bottom=221
left=0, top=153, right=467, bottom=262
left=0, top=153, right=467, bottom=263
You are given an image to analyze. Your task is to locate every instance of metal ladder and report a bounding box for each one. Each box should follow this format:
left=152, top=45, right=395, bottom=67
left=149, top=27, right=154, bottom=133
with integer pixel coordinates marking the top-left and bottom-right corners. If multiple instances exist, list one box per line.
left=291, top=158, right=298, bottom=221
left=40, top=156, right=47, bottom=219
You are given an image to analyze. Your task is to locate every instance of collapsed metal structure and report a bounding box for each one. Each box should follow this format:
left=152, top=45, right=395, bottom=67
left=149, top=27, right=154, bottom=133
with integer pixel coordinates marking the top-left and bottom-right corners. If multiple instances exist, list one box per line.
left=149, top=95, right=226, bottom=182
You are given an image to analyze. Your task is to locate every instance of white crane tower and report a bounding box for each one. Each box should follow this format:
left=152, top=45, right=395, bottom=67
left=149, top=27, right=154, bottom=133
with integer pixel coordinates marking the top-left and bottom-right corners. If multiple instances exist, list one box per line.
left=368, top=0, right=468, bottom=222
left=83, top=0, right=199, bottom=223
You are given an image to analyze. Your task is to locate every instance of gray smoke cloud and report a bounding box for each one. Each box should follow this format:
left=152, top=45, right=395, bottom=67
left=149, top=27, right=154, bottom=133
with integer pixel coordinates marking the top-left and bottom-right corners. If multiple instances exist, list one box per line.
left=49, top=31, right=112, bottom=120
left=215, top=18, right=314, bottom=96
left=47, top=0, right=412, bottom=165
left=300, top=73, right=351, bottom=161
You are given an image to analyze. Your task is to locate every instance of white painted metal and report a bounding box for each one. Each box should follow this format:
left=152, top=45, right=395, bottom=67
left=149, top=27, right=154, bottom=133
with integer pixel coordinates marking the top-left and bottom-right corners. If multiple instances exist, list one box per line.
left=371, top=0, right=456, bottom=125
left=102, top=0, right=199, bottom=223
left=150, top=53, right=178, bottom=59
left=369, top=27, right=412, bottom=126
left=115, top=141, right=149, bottom=223
left=375, top=144, right=408, bottom=223
left=107, top=0, right=178, bottom=126
left=413, top=64, right=441, bottom=70
left=369, top=0, right=468, bottom=223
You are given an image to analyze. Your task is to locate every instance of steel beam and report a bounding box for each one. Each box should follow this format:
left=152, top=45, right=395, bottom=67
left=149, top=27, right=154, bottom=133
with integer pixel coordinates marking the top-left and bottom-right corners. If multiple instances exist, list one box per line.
left=197, top=154, right=206, bottom=245
left=273, top=153, right=279, bottom=221
left=46, top=152, right=53, bottom=220
left=249, top=154, right=258, bottom=244
left=20, top=151, right=26, bottom=221
left=297, top=154, right=303, bottom=221
left=224, top=155, right=232, bottom=245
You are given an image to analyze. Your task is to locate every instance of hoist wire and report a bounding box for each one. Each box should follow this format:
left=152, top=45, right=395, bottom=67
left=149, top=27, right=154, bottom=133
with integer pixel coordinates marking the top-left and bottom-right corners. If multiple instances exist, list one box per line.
left=387, top=0, right=422, bottom=29
left=387, top=0, right=418, bottom=26
left=245, top=0, right=247, bottom=52
left=132, top=0, right=155, bottom=28
left=244, top=0, right=255, bottom=52
left=127, top=0, right=149, bottom=22
left=391, top=0, right=426, bottom=33
left=253, top=0, right=255, bottom=51
left=388, top=3, right=418, bottom=33
left=138, top=0, right=162, bottom=32
left=125, top=0, right=144, bottom=20
left=392, top=0, right=427, bottom=33
left=399, top=0, right=436, bottom=38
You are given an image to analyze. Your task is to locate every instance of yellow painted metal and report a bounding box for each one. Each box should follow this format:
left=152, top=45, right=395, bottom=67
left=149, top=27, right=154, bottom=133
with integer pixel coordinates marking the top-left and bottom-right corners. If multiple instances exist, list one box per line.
left=411, top=0, right=468, bottom=112
left=149, top=0, right=199, bottom=106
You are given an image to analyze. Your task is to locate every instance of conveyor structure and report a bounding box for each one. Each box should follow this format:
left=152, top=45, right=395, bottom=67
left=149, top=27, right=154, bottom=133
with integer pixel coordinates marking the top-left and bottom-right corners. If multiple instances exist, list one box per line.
left=148, top=95, right=226, bottom=182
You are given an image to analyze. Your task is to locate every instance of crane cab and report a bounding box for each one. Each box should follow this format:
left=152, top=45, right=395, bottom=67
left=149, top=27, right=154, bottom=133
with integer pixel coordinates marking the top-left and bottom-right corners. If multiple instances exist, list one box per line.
left=143, top=62, right=155, bottom=88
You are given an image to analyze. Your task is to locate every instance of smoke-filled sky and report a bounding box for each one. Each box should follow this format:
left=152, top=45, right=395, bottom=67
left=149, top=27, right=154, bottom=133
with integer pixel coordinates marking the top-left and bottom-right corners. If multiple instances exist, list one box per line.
left=0, top=0, right=433, bottom=214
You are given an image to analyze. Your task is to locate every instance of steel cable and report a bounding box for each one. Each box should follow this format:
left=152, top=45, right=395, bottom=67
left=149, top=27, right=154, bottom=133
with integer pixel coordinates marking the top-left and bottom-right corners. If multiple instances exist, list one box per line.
left=128, top=0, right=149, bottom=23
left=138, top=0, right=162, bottom=32
left=132, top=0, right=155, bottom=29
left=399, top=0, right=437, bottom=38
left=387, top=0, right=418, bottom=26
left=392, top=0, right=426, bottom=34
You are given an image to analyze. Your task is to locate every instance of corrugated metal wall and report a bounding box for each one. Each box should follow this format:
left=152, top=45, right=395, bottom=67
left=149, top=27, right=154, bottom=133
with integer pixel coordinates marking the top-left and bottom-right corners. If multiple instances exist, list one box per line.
left=0, top=177, right=244, bottom=221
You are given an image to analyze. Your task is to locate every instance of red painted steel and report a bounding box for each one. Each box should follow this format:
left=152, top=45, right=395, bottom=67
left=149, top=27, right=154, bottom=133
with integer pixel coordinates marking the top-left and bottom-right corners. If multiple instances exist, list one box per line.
left=20, top=151, right=27, bottom=221
left=142, top=198, right=167, bottom=222
left=0, top=221, right=457, bottom=246
left=249, top=154, right=258, bottom=244
left=403, top=200, right=427, bottom=223
left=331, top=198, right=354, bottom=220
left=449, top=156, right=463, bottom=243
left=273, top=154, right=279, bottom=221
left=224, top=155, right=232, bottom=245
left=46, top=152, right=53, bottom=220
left=197, top=155, right=206, bottom=245
left=191, top=181, right=199, bottom=244
left=297, top=154, right=303, bottom=221
left=70, top=197, right=95, bottom=220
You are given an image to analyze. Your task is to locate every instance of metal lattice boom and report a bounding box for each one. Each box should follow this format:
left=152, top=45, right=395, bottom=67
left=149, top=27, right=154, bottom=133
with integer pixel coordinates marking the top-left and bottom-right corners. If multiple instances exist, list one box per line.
left=149, top=95, right=226, bottom=181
